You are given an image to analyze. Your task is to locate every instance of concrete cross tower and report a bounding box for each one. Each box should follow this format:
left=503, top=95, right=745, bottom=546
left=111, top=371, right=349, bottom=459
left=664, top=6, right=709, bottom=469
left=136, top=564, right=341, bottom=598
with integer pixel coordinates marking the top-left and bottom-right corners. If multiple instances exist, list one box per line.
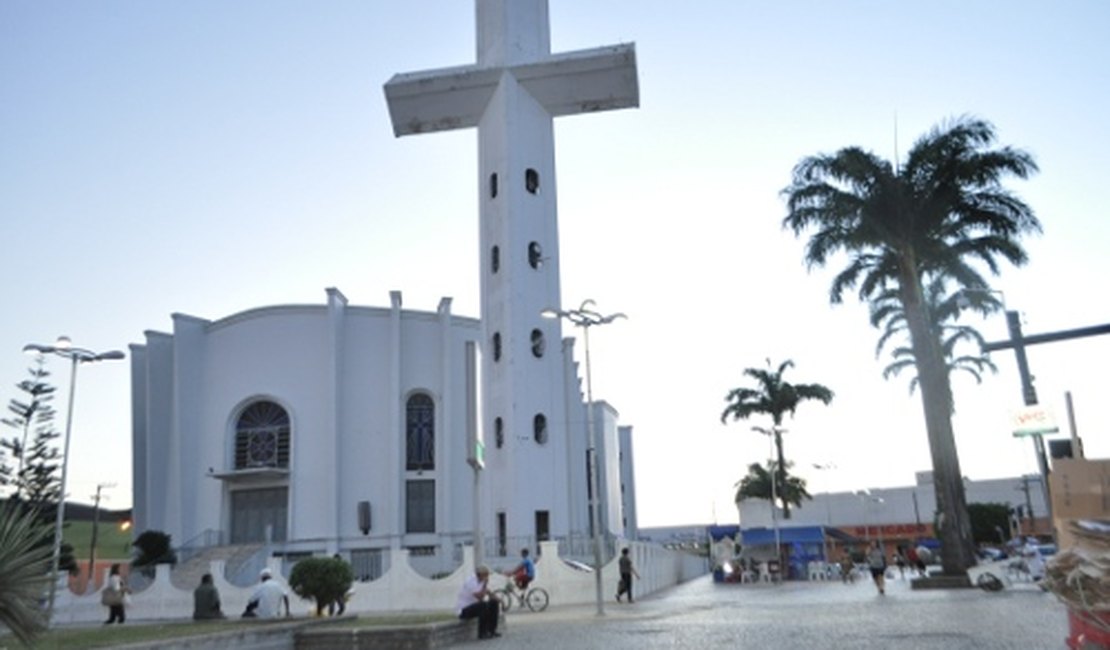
left=384, top=1, right=638, bottom=546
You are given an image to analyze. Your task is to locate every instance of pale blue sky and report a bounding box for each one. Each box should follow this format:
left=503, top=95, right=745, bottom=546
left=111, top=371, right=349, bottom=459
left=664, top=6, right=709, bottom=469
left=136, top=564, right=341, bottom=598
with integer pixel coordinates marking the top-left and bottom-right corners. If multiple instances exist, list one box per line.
left=2, top=1, right=1108, bottom=526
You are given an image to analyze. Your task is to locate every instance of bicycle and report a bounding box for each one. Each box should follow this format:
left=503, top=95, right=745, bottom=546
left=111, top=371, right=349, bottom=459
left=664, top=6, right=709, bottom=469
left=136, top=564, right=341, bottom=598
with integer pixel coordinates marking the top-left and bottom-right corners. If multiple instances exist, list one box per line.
left=496, top=577, right=549, bottom=613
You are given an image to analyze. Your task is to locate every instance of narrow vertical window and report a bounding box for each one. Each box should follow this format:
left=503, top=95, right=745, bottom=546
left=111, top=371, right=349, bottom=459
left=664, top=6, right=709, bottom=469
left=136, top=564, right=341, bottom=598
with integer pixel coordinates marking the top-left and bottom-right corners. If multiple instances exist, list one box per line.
left=525, top=168, right=539, bottom=194
left=491, top=245, right=500, bottom=273
left=533, top=413, right=548, bottom=444
left=495, top=417, right=504, bottom=449
left=406, top=393, right=435, bottom=471
left=490, top=172, right=498, bottom=198
left=530, top=329, right=545, bottom=358
left=492, top=332, right=502, bottom=361
left=405, top=479, right=435, bottom=533
left=528, top=242, right=543, bottom=269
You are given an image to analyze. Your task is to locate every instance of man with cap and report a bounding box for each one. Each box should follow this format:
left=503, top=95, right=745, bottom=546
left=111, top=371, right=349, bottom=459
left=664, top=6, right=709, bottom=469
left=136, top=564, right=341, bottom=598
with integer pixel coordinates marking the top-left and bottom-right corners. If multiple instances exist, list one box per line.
left=244, top=568, right=290, bottom=619
left=456, top=565, right=500, bottom=639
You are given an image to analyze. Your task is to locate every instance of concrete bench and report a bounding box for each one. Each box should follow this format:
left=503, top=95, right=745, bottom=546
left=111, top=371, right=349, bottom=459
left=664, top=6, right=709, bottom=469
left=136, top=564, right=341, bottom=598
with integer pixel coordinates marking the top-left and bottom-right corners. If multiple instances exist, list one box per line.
left=295, top=618, right=478, bottom=649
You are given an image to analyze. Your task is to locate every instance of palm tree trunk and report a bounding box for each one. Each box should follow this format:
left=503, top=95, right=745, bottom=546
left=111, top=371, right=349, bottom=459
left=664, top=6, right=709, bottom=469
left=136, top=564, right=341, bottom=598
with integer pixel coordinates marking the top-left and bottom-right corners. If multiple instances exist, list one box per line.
left=900, top=272, right=977, bottom=576
left=774, top=430, right=790, bottom=519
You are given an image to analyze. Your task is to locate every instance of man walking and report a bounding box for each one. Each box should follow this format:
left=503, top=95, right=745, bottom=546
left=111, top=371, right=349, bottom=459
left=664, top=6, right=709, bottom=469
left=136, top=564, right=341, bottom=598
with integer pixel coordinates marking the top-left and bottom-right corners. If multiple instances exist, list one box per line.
left=616, top=548, right=640, bottom=603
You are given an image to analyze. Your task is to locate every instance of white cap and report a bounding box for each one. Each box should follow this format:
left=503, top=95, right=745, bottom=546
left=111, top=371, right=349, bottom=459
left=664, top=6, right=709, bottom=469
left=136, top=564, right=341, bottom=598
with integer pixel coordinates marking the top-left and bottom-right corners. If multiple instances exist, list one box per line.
left=260, top=568, right=272, bottom=579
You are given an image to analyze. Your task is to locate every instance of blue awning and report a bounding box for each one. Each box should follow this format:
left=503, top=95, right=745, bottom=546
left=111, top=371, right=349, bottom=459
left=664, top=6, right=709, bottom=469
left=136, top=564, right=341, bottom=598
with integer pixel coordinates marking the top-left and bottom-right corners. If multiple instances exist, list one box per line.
left=741, top=526, right=862, bottom=545
left=707, top=525, right=740, bottom=541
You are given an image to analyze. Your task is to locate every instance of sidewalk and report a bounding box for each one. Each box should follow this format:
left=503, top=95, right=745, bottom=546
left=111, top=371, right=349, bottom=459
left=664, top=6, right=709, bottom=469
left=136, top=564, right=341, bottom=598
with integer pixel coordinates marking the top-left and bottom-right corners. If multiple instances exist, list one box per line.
left=460, top=572, right=1071, bottom=649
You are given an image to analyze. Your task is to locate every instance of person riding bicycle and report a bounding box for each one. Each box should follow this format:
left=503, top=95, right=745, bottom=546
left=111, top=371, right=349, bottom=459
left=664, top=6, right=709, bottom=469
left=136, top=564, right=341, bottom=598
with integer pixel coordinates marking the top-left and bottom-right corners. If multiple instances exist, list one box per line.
left=507, top=548, right=536, bottom=590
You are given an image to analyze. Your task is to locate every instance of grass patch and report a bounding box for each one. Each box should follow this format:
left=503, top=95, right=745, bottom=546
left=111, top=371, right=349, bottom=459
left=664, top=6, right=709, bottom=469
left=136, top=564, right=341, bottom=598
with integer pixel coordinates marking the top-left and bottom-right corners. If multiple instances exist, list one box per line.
left=13, top=613, right=460, bottom=649
left=20, top=620, right=245, bottom=650
left=63, top=520, right=133, bottom=561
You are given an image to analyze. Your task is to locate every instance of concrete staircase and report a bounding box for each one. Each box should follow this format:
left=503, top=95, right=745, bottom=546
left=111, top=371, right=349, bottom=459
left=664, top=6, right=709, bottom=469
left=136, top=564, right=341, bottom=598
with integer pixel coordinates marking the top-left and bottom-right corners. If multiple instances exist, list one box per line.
left=171, top=544, right=264, bottom=590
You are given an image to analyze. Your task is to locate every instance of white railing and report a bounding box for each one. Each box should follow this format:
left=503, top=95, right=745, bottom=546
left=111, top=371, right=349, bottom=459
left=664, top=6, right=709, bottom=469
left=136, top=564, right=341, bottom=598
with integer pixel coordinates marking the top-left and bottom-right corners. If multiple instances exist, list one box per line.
left=53, top=539, right=707, bottom=624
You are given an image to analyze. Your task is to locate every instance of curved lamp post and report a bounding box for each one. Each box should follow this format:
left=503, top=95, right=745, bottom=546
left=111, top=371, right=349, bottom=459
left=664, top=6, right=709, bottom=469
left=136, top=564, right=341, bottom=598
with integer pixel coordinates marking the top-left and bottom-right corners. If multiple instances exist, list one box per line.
left=541, top=300, right=625, bottom=616
left=23, top=336, right=125, bottom=621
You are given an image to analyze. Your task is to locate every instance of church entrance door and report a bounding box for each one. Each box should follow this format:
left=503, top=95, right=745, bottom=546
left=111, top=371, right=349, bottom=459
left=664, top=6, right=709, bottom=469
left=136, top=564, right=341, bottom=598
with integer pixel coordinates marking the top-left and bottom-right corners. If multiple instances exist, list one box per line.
left=230, top=487, right=288, bottom=543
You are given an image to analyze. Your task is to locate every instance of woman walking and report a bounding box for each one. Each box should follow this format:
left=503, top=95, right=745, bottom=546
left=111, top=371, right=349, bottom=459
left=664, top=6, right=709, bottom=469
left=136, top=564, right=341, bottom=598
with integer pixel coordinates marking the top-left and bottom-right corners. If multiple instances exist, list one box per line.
left=102, top=563, right=129, bottom=624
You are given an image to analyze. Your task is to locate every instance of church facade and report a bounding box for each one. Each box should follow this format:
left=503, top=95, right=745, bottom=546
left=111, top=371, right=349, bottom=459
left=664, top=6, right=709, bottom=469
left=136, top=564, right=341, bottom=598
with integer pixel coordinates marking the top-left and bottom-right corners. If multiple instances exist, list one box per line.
left=129, top=288, right=637, bottom=573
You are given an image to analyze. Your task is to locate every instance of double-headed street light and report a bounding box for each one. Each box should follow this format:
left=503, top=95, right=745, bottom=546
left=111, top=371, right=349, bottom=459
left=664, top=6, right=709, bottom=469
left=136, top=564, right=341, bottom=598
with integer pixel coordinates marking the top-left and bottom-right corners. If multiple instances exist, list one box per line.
left=23, top=336, right=125, bottom=620
left=856, top=489, right=885, bottom=545
left=752, top=425, right=785, bottom=579
left=542, top=300, right=625, bottom=616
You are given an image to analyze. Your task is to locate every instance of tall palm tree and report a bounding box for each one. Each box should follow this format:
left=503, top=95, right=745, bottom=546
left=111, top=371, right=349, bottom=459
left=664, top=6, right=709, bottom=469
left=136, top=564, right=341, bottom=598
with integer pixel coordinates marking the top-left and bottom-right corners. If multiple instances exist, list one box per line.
left=871, top=280, right=999, bottom=410
left=734, top=460, right=811, bottom=511
left=782, top=116, right=1039, bottom=575
left=721, top=359, right=833, bottom=519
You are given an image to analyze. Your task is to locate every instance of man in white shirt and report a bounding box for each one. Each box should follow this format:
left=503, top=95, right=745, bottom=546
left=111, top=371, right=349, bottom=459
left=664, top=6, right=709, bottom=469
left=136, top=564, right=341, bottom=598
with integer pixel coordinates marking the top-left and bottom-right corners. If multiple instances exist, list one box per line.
left=245, top=568, right=290, bottom=619
left=456, top=565, right=500, bottom=639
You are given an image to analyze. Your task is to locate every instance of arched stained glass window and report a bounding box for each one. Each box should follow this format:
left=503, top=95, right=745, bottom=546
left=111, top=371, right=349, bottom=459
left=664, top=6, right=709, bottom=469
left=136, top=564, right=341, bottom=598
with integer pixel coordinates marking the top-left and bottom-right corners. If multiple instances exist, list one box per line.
left=406, top=393, right=435, bottom=471
left=234, top=401, right=291, bottom=469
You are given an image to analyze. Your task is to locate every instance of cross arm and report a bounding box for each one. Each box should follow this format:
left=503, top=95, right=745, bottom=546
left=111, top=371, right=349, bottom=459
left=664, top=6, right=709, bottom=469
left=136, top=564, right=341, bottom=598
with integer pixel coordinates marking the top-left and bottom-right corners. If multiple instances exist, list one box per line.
left=383, top=43, right=639, bottom=138
left=513, top=44, right=639, bottom=118
left=384, top=65, right=502, bottom=137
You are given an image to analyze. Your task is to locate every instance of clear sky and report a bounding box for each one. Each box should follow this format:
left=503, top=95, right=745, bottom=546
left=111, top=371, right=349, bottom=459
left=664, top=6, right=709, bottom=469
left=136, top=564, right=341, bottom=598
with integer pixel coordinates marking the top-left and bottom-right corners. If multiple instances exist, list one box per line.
left=2, top=1, right=1107, bottom=528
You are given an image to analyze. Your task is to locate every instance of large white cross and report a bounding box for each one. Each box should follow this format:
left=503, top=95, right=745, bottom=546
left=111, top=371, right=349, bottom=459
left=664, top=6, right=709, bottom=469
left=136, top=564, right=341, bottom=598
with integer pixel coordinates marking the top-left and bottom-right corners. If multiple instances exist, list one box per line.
left=384, top=0, right=638, bottom=544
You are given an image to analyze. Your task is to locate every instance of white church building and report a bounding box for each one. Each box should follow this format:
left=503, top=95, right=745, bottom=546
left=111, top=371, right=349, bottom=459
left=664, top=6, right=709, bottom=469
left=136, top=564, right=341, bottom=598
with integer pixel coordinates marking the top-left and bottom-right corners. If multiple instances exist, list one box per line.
left=129, top=0, right=642, bottom=577
left=130, top=289, right=636, bottom=574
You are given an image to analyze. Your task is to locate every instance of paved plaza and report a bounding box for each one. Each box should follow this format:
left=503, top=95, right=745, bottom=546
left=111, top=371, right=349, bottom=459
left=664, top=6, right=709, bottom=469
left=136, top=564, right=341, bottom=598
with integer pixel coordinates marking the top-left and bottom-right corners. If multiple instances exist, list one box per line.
left=457, top=572, right=1073, bottom=649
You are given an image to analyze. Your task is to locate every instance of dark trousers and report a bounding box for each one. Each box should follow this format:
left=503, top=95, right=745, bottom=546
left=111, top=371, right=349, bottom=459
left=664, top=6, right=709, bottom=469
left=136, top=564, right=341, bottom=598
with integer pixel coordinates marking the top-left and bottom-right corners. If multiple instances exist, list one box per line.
left=459, top=600, right=499, bottom=637
left=618, top=573, right=634, bottom=601
left=106, top=604, right=125, bottom=624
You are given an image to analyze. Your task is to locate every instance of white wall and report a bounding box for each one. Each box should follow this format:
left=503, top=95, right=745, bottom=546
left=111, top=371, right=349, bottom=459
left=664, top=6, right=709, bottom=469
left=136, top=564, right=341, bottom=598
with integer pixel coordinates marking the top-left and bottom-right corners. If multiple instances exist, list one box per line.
left=53, top=540, right=706, bottom=624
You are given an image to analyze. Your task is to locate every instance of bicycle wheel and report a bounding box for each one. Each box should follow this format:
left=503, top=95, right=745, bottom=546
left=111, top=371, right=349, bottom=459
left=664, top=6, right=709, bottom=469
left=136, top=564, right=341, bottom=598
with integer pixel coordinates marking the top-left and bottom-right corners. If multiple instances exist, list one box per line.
left=525, top=587, right=549, bottom=612
left=976, top=572, right=1004, bottom=592
left=497, top=588, right=514, bottom=613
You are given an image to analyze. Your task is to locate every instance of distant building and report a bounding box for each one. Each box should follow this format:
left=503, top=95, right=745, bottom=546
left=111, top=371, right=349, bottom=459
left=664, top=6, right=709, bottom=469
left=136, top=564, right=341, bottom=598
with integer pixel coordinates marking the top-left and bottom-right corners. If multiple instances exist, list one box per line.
left=737, top=472, right=1051, bottom=545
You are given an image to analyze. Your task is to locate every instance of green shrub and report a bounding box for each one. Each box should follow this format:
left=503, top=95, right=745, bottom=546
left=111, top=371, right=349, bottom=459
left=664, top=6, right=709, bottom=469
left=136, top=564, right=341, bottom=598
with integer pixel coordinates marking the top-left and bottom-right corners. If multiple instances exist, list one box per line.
left=288, top=556, right=354, bottom=615
left=131, top=530, right=177, bottom=577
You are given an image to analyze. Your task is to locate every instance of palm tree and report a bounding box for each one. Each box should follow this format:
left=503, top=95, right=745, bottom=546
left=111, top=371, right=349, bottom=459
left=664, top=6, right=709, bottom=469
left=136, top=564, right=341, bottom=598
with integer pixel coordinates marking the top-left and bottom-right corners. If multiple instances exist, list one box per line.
left=734, top=461, right=811, bottom=511
left=721, top=359, right=833, bottom=519
left=782, top=116, right=1039, bottom=575
left=871, top=280, right=998, bottom=409
left=0, top=501, right=52, bottom=645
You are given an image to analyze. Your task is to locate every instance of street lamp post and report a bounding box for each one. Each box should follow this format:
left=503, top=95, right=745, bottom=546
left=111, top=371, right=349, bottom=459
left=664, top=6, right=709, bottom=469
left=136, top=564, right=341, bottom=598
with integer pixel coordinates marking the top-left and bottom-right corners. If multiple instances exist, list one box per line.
left=23, top=337, right=125, bottom=621
left=542, top=300, right=625, bottom=616
left=753, top=425, right=785, bottom=580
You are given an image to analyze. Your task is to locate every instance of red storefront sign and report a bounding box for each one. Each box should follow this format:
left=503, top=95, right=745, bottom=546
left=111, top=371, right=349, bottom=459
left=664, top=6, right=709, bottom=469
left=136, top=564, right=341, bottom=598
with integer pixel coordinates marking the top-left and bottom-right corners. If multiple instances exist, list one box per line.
left=847, top=523, right=932, bottom=538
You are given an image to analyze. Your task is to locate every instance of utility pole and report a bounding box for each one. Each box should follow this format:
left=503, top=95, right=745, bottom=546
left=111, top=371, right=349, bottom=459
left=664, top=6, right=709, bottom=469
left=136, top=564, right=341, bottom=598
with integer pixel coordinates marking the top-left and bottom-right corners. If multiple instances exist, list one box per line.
left=88, top=482, right=116, bottom=591
left=1018, top=476, right=1036, bottom=532
left=985, top=314, right=1110, bottom=542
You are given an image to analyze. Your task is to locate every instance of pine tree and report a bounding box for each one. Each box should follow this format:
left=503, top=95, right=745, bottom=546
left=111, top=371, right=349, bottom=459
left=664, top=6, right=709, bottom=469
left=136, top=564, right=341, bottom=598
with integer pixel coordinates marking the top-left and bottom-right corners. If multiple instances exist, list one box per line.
left=2, top=356, right=58, bottom=503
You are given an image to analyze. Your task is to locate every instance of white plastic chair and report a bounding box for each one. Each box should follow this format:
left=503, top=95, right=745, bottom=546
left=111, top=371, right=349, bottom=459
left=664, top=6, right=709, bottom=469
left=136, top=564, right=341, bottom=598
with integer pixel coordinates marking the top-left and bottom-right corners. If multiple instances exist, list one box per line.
left=807, top=561, right=827, bottom=581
